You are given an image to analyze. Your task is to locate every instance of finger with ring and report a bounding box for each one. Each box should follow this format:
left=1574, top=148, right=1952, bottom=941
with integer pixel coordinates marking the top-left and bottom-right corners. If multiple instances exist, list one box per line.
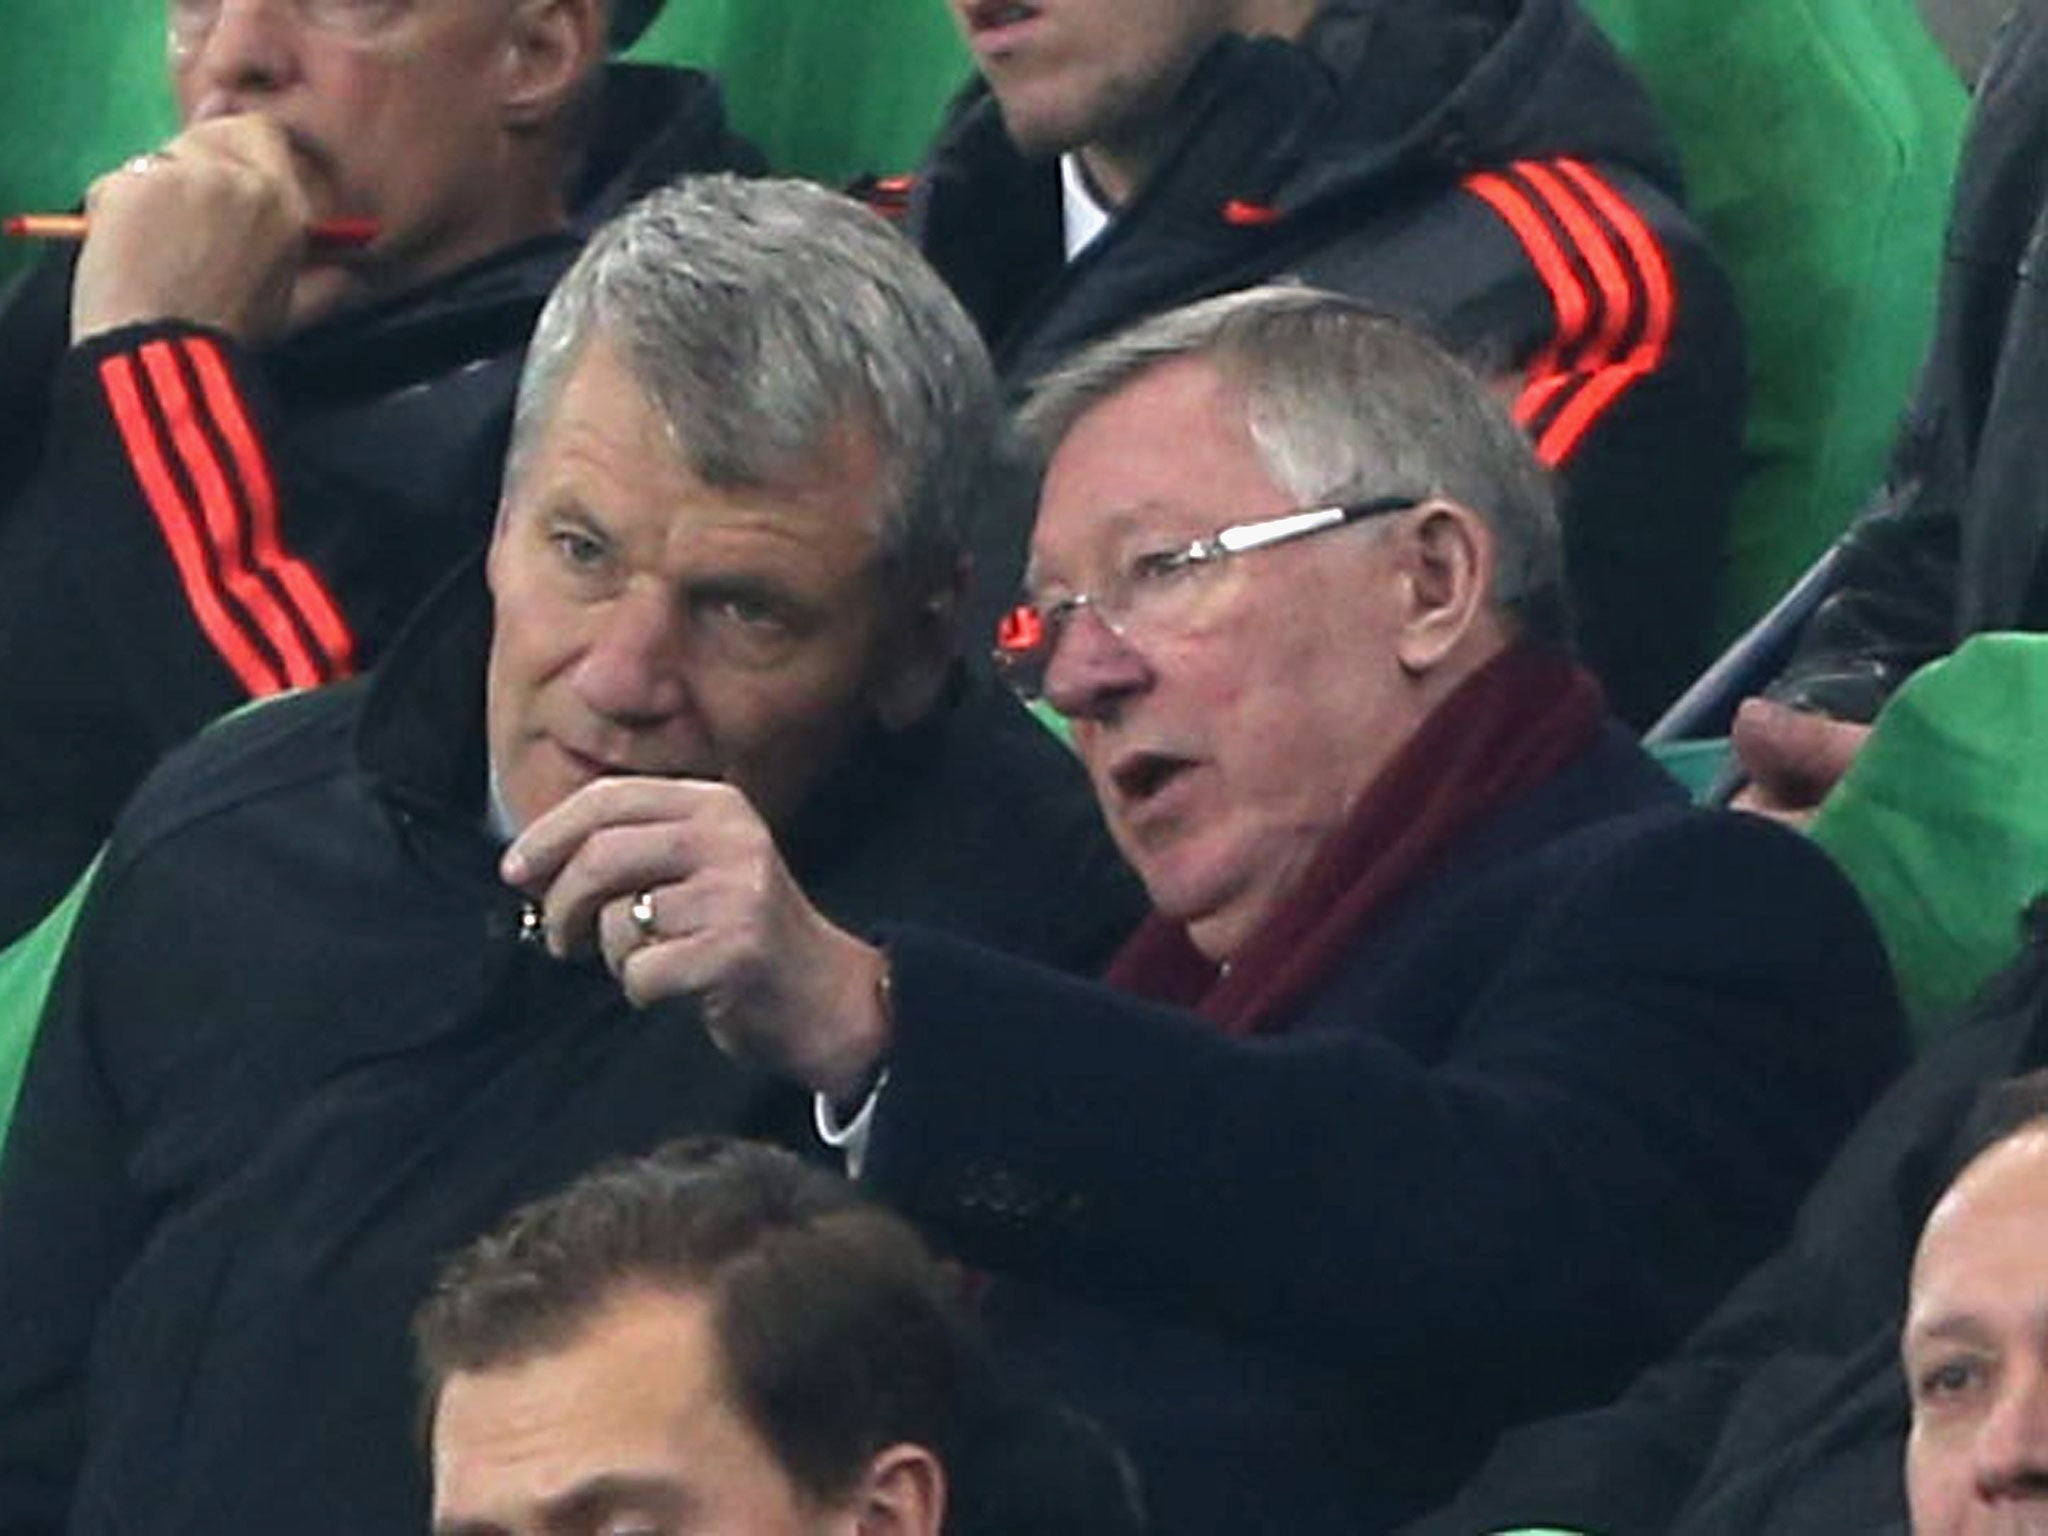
left=629, top=889, right=660, bottom=942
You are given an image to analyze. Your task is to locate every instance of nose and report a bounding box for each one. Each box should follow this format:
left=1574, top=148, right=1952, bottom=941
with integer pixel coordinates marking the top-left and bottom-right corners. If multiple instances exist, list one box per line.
left=175, top=0, right=302, bottom=106
left=1039, top=603, right=1153, bottom=723
left=569, top=589, right=693, bottom=726
left=1975, top=1364, right=2048, bottom=1504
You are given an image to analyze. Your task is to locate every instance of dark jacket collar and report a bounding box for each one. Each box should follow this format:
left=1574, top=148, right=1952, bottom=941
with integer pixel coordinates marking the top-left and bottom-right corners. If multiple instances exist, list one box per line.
left=919, top=0, right=1682, bottom=234
left=354, top=555, right=496, bottom=825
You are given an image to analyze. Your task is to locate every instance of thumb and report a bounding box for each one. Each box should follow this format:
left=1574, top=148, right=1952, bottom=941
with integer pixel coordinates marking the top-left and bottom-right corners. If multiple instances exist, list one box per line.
left=1731, top=698, right=1869, bottom=807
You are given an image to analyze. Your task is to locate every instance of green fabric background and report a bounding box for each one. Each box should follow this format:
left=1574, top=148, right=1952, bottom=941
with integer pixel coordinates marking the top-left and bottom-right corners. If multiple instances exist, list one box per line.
left=1581, top=0, right=1966, bottom=640
left=1811, top=633, right=2048, bottom=1045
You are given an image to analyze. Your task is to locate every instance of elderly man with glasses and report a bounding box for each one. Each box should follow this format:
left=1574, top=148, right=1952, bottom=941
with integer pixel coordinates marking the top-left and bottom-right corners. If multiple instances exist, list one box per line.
left=504, top=286, right=1905, bottom=1535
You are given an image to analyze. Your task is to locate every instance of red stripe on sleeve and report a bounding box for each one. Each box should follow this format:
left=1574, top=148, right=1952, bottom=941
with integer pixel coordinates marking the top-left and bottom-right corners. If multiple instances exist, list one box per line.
left=1538, top=158, right=1676, bottom=461
left=98, top=352, right=286, bottom=695
left=1465, top=159, right=1679, bottom=466
left=181, top=336, right=357, bottom=676
left=1462, top=170, right=1591, bottom=407
left=136, top=340, right=327, bottom=689
left=1518, top=160, right=1637, bottom=372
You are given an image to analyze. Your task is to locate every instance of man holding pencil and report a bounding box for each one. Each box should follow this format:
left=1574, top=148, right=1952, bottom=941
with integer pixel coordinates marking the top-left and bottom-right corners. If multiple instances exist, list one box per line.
left=0, top=0, right=760, bottom=947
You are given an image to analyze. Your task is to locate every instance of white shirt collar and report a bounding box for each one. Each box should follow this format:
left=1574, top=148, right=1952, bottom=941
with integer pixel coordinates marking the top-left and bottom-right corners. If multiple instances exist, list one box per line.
left=1060, top=152, right=1115, bottom=259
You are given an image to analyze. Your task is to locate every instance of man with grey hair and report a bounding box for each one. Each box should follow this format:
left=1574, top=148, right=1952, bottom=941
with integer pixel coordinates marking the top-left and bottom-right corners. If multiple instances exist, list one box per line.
left=0, top=175, right=1139, bottom=1536
left=519, top=285, right=1904, bottom=1532
left=0, top=0, right=761, bottom=948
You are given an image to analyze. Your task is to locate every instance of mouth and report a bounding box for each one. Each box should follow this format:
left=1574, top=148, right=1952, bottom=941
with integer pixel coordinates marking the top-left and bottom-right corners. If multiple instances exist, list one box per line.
left=962, top=0, right=1041, bottom=40
left=556, top=736, right=721, bottom=787
left=555, top=741, right=625, bottom=781
left=1109, top=750, right=1195, bottom=806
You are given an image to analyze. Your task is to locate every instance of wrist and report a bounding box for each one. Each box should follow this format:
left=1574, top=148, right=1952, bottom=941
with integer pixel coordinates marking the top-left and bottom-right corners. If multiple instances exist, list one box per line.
left=810, top=938, right=893, bottom=1103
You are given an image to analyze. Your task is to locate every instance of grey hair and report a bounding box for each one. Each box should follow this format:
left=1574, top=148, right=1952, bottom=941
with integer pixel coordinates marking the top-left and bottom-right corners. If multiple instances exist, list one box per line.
left=1015, top=285, right=1570, bottom=644
left=508, top=174, right=999, bottom=595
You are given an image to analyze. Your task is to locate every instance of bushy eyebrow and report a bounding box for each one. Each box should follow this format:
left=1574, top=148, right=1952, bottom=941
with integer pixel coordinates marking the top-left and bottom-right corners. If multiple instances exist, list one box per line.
left=1902, top=1310, right=1997, bottom=1354
left=547, top=1472, right=688, bottom=1528
left=1023, top=501, right=1203, bottom=592
left=431, top=1472, right=688, bottom=1536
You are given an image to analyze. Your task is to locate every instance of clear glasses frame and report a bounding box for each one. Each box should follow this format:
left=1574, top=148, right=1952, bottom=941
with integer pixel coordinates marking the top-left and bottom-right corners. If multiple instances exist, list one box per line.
left=170, top=0, right=414, bottom=50
left=992, top=493, right=1422, bottom=702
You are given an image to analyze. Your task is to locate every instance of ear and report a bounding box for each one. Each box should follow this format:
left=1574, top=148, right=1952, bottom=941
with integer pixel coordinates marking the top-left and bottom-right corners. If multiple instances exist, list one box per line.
left=484, top=497, right=517, bottom=598
left=871, top=557, right=970, bottom=732
left=1391, top=500, right=1495, bottom=676
left=849, top=1443, right=947, bottom=1536
left=499, top=0, right=605, bottom=131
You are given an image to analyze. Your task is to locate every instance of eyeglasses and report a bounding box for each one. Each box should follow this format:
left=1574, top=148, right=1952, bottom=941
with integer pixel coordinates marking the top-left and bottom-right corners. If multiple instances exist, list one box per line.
left=169, top=0, right=415, bottom=50
left=992, top=493, right=1422, bottom=703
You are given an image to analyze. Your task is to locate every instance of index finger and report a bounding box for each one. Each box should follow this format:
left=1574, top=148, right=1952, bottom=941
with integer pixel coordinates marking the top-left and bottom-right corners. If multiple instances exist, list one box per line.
left=500, top=776, right=726, bottom=892
left=169, top=114, right=305, bottom=183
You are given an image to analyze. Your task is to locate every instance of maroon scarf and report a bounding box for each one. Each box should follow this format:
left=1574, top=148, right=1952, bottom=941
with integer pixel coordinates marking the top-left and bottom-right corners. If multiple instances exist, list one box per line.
left=1102, top=644, right=1605, bottom=1036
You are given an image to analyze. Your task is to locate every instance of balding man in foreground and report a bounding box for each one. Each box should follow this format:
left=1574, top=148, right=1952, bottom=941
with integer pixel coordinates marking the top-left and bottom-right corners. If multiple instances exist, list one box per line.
left=1903, top=1070, right=2048, bottom=1534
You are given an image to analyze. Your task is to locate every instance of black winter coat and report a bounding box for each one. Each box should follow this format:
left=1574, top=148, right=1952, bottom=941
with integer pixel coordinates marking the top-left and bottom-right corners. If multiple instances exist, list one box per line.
left=0, top=564, right=1144, bottom=1536
left=857, top=726, right=1904, bottom=1533
left=1406, top=919, right=2048, bottom=1536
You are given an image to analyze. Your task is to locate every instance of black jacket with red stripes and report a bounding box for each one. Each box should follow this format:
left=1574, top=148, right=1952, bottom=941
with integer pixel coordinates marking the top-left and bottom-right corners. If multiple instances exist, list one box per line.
left=0, top=63, right=761, bottom=945
left=910, top=0, right=1746, bottom=727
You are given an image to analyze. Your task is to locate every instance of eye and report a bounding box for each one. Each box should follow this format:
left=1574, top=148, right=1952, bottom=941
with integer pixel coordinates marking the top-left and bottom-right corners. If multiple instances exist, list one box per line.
left=302, top=0, right=412, bottom=35
left=547, top=524, right=609, bottom=572
left=688, top=585, right=806, bottom=668
left=168, top=0, right=219, bottom=37
left=1127, top=544, right=1204, bottom=586
left=693, top=588, right=786, bottom=631
left=1913, top=1352, right=1990, bottom=1408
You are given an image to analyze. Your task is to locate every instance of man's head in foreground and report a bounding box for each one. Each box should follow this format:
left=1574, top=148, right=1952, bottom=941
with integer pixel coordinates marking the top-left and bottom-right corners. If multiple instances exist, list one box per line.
left=998, top=285, right=1566, bottom=959
left=946, top=0, right=1317, bottom=201
left=134, top=0, right=611, bottom=330
left=418, top=1138, right=977, bottom=1536
left=485, top=173, right=998, bottom=835
left=1904, top=1070, right=2048, bottom=1534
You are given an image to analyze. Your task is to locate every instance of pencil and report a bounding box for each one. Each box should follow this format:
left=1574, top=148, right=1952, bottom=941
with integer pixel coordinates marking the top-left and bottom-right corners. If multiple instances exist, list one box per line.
left=2, top=213, right=380, bottom=252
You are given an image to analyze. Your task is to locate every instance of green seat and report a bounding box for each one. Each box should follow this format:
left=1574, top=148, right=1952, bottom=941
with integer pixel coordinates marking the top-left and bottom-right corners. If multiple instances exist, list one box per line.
left=1809, top=633, right=2048, bottom=1046
left=1646, top=735, right=1730, bottom=800
left=628, top=0, right=969, bottom=184
left=0, top=0, right=173, bottom=289
left=1581, top=0, right=1967, bottom=643
left=0, top=859, right=96, bottom=1152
